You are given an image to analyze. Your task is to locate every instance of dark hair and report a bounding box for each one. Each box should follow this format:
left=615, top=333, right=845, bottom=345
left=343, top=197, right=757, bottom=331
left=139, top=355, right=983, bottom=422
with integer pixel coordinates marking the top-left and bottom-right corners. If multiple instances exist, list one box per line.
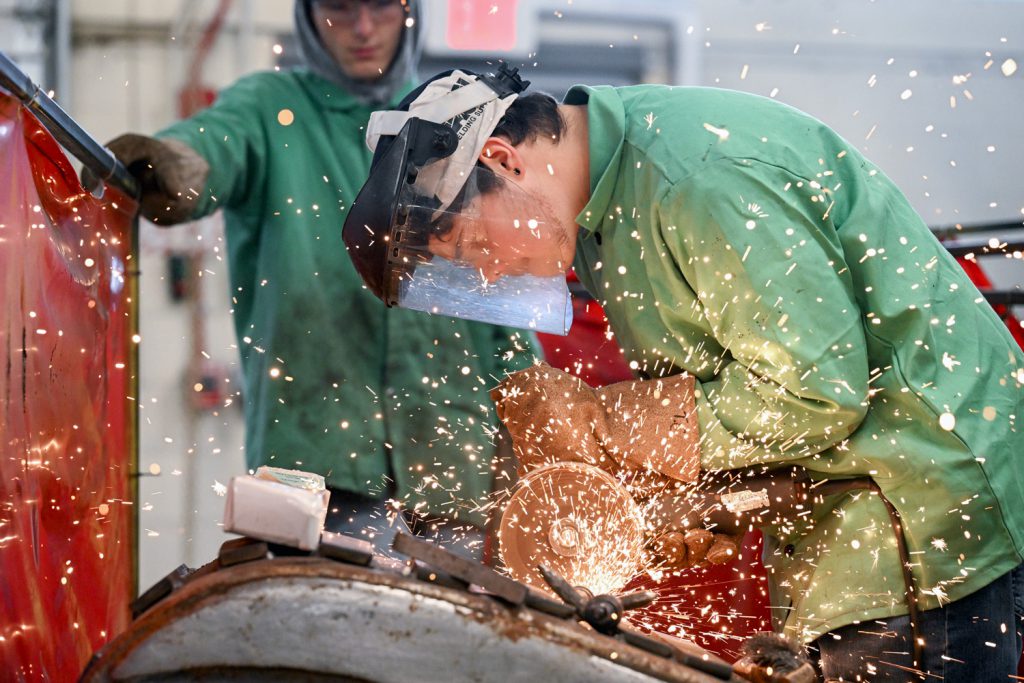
left=491, top=91, right=564, bottom=146
left=424, top=91, right=565, bottom=242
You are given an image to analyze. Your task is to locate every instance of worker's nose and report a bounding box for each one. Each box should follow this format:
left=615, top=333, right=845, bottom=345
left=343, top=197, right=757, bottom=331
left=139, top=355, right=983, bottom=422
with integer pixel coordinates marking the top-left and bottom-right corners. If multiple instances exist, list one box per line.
left=352, top=6, right=375, bottom=37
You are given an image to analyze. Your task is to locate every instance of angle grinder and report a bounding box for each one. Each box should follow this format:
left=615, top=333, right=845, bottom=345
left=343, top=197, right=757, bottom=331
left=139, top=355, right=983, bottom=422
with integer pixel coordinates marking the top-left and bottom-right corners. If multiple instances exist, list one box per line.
left=498, top=462, right=812, bottom=595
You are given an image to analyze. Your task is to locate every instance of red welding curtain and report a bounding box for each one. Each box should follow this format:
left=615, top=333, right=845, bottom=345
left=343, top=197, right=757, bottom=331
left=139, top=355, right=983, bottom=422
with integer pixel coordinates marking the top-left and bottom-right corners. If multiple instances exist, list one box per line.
left=0, top=91, right=136, bottom=680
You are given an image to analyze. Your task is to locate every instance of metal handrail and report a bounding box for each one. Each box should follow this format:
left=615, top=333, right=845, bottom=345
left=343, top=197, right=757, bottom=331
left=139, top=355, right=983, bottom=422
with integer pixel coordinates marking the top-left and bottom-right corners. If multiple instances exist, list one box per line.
left=941, top=237, right=1024, bottom=259
left=979, top=290, right=1024, bottom=307
left=0, top=50, right=139, bottom=199
left=932, top=220, right=1024, bottom=240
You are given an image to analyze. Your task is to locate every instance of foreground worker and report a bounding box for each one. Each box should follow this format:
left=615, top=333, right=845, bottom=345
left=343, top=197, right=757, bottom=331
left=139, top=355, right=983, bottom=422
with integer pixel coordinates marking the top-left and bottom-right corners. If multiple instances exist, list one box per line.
left=342, top=66, right=1024, bottom=680
left=89, top=2, right=537, bottom=556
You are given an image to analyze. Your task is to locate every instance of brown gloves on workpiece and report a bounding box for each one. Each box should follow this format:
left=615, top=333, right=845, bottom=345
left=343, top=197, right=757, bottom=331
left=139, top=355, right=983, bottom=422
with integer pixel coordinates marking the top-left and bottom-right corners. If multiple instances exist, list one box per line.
left=490, top=362, right=700, bottom=481
left=491, top=363, right=742, bottom=569
left=83, top=133, right=208, bottom=225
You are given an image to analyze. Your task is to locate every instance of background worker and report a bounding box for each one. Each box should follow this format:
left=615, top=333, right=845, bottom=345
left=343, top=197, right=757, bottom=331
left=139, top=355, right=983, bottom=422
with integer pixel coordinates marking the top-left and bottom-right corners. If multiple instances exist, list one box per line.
left=89, top=2, right=537, bottom=557
left=343, top=68, right=1024, bottom=679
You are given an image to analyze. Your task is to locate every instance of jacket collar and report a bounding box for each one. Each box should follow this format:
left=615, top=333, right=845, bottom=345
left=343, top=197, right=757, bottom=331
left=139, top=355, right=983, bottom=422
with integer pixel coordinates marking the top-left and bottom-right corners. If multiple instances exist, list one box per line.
left=565, top=85, right=625, bottom=236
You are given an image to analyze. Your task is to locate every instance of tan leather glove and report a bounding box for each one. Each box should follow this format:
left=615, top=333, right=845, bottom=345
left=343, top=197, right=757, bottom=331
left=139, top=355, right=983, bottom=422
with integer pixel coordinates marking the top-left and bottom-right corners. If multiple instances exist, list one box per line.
left=733, top=633, right=816, bottom=683
left=82, top=133, right=209, bottom=225
left=490, top=363, right=700, bottom=482
left=643, top=474, right=747, bottom=570
left=648, top=528, right=743, bottom=569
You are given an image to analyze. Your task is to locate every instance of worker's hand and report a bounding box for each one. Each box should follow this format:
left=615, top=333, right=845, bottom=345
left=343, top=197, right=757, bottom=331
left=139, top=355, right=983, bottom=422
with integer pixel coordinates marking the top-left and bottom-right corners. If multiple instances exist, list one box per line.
left=647, top=528, right=744, bottom=570
left=490, top=363, right=700, bottom=481
left=82, top=133, right=209, bottom=225
left=733, top=633, right=816, bottom=683
left=491, top=364, right=608, bottom=475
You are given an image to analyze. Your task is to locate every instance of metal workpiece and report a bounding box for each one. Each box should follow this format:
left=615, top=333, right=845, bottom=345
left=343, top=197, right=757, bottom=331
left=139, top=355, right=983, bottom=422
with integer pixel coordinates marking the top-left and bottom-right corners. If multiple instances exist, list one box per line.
left=129, top=565, right=194, bottom=620
left=105, top=473, right=814, bottom=681
left=91, top=528, right=755, bottom=681
left=393, top=531, right=529, bottom=605
left=217, top=537, right=272, bottom=567
left=537, top=563, right=734, bottom=681
left=317, top=531, right=374, bottom=566
left=82, top=557, right=742, bottom=683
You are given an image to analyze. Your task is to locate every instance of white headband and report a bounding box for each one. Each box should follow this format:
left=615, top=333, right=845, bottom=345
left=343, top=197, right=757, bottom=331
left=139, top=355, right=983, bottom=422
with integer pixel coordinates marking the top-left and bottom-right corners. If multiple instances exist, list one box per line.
left=365, top=70, right=518, bottom=211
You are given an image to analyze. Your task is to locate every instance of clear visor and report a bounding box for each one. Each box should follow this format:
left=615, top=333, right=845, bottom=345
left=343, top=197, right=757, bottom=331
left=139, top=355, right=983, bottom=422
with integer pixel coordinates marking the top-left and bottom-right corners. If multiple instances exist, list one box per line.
left=389, top=162, right=574, bottom=335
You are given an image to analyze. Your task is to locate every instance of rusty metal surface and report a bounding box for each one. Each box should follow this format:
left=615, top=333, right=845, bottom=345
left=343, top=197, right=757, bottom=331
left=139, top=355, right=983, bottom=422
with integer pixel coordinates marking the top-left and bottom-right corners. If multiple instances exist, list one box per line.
left=130, top=565, right=194, bottom=619
left=82, top=558, right=743, bottom=683
left=318, top=532, right=374, bottom=566
left=217, top=537, right=271, bottom=567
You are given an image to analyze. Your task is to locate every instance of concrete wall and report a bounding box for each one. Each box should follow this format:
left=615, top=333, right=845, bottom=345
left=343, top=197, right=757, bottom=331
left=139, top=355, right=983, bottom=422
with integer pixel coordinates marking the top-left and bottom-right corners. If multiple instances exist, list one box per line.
left=49, top=0, right=1023, bottom=591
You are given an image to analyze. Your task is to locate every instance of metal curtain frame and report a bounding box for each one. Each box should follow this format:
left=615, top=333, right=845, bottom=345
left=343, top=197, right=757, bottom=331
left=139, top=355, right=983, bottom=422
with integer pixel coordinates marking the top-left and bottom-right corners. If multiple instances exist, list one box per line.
left=0, top=49, right=139, bottom=199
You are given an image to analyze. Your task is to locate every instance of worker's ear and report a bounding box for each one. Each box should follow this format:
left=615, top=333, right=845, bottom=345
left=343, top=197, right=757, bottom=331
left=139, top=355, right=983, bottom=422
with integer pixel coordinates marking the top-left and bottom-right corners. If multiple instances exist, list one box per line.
left=478, top=137, right=526, bottom=181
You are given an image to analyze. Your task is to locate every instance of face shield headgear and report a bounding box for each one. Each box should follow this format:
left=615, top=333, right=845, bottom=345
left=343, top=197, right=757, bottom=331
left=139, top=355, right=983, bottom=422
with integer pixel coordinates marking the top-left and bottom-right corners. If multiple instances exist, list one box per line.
left=342, top=66, right=573, bottom=335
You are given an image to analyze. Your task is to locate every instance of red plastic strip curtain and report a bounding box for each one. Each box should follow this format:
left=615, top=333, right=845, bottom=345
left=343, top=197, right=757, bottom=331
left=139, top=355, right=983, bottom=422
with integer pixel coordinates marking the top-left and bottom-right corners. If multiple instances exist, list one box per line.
left=956, top=257, right=1024, bottom=350
left=0, top=91, right=137, bottom=681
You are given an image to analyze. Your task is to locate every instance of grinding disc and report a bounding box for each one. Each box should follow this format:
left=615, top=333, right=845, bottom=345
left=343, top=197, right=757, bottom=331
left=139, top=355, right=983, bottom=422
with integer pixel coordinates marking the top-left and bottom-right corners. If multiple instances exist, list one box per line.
left=498, top=462, right=645, bottom=595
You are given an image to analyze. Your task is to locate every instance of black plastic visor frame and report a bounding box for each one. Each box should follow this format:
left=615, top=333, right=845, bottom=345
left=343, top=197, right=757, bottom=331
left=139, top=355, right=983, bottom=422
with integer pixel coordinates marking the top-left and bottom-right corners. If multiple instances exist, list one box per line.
left=342, top=117, right=458, bottom=305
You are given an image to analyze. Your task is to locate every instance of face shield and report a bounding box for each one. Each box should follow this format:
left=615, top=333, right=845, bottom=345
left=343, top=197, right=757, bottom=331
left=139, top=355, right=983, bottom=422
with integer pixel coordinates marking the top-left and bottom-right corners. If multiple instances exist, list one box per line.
left=342, top=66, right=574, bottom=335
left=394, top=160, right=572, bottom=334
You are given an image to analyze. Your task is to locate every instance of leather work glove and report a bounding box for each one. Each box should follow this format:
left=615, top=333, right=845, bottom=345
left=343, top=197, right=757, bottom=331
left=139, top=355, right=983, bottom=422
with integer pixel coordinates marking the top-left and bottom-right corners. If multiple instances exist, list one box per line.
left=642, top=471, right=751, bottom=570
left=732, top=633, right=817, bottom=683
left=647, top=528, right=743, bottom=570
left=490, top=363, right=700, bottom=482
left=82, top=133, right=209, bottom=225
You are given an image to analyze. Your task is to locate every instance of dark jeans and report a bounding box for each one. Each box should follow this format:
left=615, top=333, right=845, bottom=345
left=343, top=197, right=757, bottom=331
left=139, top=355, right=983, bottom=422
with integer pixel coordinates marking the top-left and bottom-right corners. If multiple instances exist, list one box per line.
left=811, top=563, right=1024, bottom=681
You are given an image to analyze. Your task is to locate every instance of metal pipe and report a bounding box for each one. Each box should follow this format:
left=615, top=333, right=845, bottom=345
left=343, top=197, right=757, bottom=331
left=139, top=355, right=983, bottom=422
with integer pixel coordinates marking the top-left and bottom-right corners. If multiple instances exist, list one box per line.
left=53, top=0, right=72, bottom=105
left=932, top=220, right=1024, bottom=240
left=978, top=290, right=1024, bottom=307
left=942, top=237, right=1024, bottom=259
left=0, top=49, right=139, bottom=199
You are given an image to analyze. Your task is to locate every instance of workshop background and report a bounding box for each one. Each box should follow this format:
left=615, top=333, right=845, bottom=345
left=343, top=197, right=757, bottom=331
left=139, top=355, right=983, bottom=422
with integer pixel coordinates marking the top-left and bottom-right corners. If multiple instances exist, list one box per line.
left=1, top=0, right=1022, bottom=679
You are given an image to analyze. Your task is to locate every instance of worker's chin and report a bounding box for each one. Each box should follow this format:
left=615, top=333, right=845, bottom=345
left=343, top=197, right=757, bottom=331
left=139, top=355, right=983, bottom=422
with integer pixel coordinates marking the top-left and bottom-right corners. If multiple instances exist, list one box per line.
left=342, top=61, right=388, bottom=82
left=526, top=262, right=570, bottom=279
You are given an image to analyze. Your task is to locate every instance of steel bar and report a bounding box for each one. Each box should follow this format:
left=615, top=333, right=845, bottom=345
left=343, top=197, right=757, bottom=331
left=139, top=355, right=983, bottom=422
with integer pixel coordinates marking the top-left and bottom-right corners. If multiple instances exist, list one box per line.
left=392, top=532, right=528, bottom=605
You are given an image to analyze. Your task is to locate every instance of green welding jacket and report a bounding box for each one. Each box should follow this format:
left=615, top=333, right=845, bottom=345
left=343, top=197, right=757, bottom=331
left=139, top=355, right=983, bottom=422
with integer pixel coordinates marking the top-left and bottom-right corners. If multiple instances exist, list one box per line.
left=568, top=84, right=1024, bottom=641
left=156, top=70, right=538, bottom=527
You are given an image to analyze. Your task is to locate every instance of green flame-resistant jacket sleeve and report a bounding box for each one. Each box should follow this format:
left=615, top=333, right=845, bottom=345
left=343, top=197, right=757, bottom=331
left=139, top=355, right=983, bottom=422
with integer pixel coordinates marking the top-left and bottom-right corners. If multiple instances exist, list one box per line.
left=658, top=158, right=870, bottom=471
left=155, top=73, right=272, bottom=218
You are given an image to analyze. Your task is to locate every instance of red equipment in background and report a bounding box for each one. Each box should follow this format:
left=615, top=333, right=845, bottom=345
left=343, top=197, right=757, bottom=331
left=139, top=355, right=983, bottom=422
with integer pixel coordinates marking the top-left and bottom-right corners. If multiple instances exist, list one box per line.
left=446, top=0, right=519, bottom=52
left=177, top=0, right=233, bottom=119
left=956, top=257, right=1024, bottom=349
left=0, top=91, right=138, bottom=680
left=535, top=272, right=634, bottom=387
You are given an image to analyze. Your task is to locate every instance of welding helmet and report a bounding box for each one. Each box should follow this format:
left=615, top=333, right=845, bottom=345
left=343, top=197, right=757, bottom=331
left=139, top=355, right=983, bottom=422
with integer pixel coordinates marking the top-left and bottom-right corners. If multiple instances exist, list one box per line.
left=342, top=65, right=573, bottom=335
